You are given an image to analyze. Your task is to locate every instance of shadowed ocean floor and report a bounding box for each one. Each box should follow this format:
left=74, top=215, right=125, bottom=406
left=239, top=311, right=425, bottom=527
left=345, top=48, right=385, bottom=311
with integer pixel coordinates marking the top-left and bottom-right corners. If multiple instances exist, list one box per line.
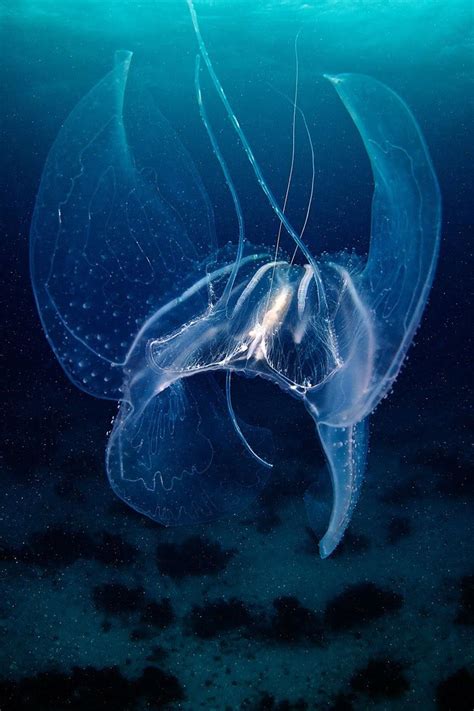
left=1, top=1, right=473, bottom=709
left=1, top=378, right=473, bottom=710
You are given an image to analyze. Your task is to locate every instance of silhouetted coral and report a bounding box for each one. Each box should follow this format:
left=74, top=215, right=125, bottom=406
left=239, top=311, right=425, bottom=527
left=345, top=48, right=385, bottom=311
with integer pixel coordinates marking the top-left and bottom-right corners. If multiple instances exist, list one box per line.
left=325, top=582, right=403, bottom=631
left=243, top=693, right=309, bottom=711
left=20, top=527, right=97, bottom=567
left=156, top=536, right=235, bottom=578
left=350, top=658, right=409, bottom=699
left=190, top=598, right=254, bottom=638
left=146, top=646, right=169, bottom=663
left=328, top=693, right=354, bottom=710
left=140, top=599, right=175, bottom=630
left=0, top=527, right=138, bottom=571
left=0, top=665, right=184, bottom=710
left=455, top=575, right=474, bottom=625
left=265, top=596, right=325, bottom=645
left=92, top=582, right=175, bottom=634
left=94, top=533, right=138, bottom=567
left=436, top=668, right=474, bottom=710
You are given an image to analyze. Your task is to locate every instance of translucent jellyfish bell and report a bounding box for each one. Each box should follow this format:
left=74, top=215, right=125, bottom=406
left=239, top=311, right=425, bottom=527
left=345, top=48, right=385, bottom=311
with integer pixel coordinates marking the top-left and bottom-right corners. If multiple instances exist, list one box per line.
left=30, top=7, right=440, bottom=558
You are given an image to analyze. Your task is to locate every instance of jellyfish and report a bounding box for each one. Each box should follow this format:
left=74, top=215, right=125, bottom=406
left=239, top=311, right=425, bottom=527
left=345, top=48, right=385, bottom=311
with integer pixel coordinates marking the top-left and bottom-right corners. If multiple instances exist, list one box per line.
left=30, top=3, right=440, bottom=558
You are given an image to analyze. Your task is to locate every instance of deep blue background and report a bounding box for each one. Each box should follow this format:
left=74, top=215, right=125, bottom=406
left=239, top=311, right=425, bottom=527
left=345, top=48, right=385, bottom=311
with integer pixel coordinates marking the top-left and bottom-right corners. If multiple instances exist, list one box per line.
left=0, top=1, right=473, bottom=709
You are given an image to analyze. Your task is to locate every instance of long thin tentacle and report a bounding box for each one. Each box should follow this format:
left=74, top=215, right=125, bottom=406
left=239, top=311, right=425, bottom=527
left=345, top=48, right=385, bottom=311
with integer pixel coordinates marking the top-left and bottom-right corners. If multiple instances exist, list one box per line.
left=269, top=82, right=316, bottom=266
left=226, top=372, right=273, bottom=469
left=269, top=30, right=300, bottom=296
left=195, top=56, right=245, bottom=309
left=186, top=0, right=328, bottom=318
left=290, top=104, right=315, bottom=264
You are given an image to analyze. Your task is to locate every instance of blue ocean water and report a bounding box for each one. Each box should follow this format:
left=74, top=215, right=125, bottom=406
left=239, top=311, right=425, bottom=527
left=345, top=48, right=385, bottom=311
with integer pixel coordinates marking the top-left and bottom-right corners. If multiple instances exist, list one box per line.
left=1, top=1, right=473, bottom=709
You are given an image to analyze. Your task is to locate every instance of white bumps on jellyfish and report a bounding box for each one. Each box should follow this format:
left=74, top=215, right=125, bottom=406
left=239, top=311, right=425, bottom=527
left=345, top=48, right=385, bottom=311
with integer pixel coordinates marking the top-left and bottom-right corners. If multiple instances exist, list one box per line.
left=30, top=19, right=440, bottom=558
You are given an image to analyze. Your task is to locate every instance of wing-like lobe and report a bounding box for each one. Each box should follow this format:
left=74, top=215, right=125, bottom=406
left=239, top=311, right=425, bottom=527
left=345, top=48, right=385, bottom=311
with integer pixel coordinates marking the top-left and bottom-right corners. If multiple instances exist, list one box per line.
left=311, top=73, right=441, bottom=426
left=305, top=74, right=440, bottom=556
left=106, top=374, right=273, bottom=525
left=30, top=51, right=215, bottom=399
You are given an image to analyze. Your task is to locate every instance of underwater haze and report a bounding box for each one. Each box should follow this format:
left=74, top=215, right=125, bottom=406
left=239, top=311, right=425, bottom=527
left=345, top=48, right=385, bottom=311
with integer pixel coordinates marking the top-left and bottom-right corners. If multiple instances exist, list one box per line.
left=1, top=0, right=473, bottom=709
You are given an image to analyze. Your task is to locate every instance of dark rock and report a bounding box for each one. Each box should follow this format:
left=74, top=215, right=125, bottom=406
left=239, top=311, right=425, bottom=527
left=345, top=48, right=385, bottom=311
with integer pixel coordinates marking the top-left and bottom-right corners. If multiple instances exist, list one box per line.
left=146, top=645, right=168, bottom=663
left=328, top=693, right=354, bottom=710
left=245, top=693, right=309, bottom=711
left=456, top=575, right=474, bottom=625
left=265, top=596, right=324, bottom=646
left=350, top=658, right=409, bottom=699
left=436, top=668, right=474, bottom=710
left=156, top=536, right=235, bottom=578
left=92, top=583, right=175, bottom=632
left=325, top=582, right=403, bottom=631
left=140, top=599, right=175, bottom=630
left=95, top=533, right=138, bottom=567
left=135, top=666, right=185, bottom=706
left=21, top=527, right=97, bottom=567
left=0, top=664, right=184, bottom=710
left=190, top=598, right=254, bottom=639
left=0, top=527, right=137, bottom=571
left=129, top=629, right=150, bottom=642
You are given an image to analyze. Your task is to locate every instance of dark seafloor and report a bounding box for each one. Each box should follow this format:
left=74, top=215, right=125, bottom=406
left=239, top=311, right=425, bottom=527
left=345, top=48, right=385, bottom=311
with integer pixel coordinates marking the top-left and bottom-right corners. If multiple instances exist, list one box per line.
left=0, top=0, right=473, bottom=709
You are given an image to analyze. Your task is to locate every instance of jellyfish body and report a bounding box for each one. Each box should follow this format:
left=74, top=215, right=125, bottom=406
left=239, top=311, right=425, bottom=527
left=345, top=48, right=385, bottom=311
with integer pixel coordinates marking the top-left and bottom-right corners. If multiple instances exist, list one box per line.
left=30, top=17, right=440, bottom=557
